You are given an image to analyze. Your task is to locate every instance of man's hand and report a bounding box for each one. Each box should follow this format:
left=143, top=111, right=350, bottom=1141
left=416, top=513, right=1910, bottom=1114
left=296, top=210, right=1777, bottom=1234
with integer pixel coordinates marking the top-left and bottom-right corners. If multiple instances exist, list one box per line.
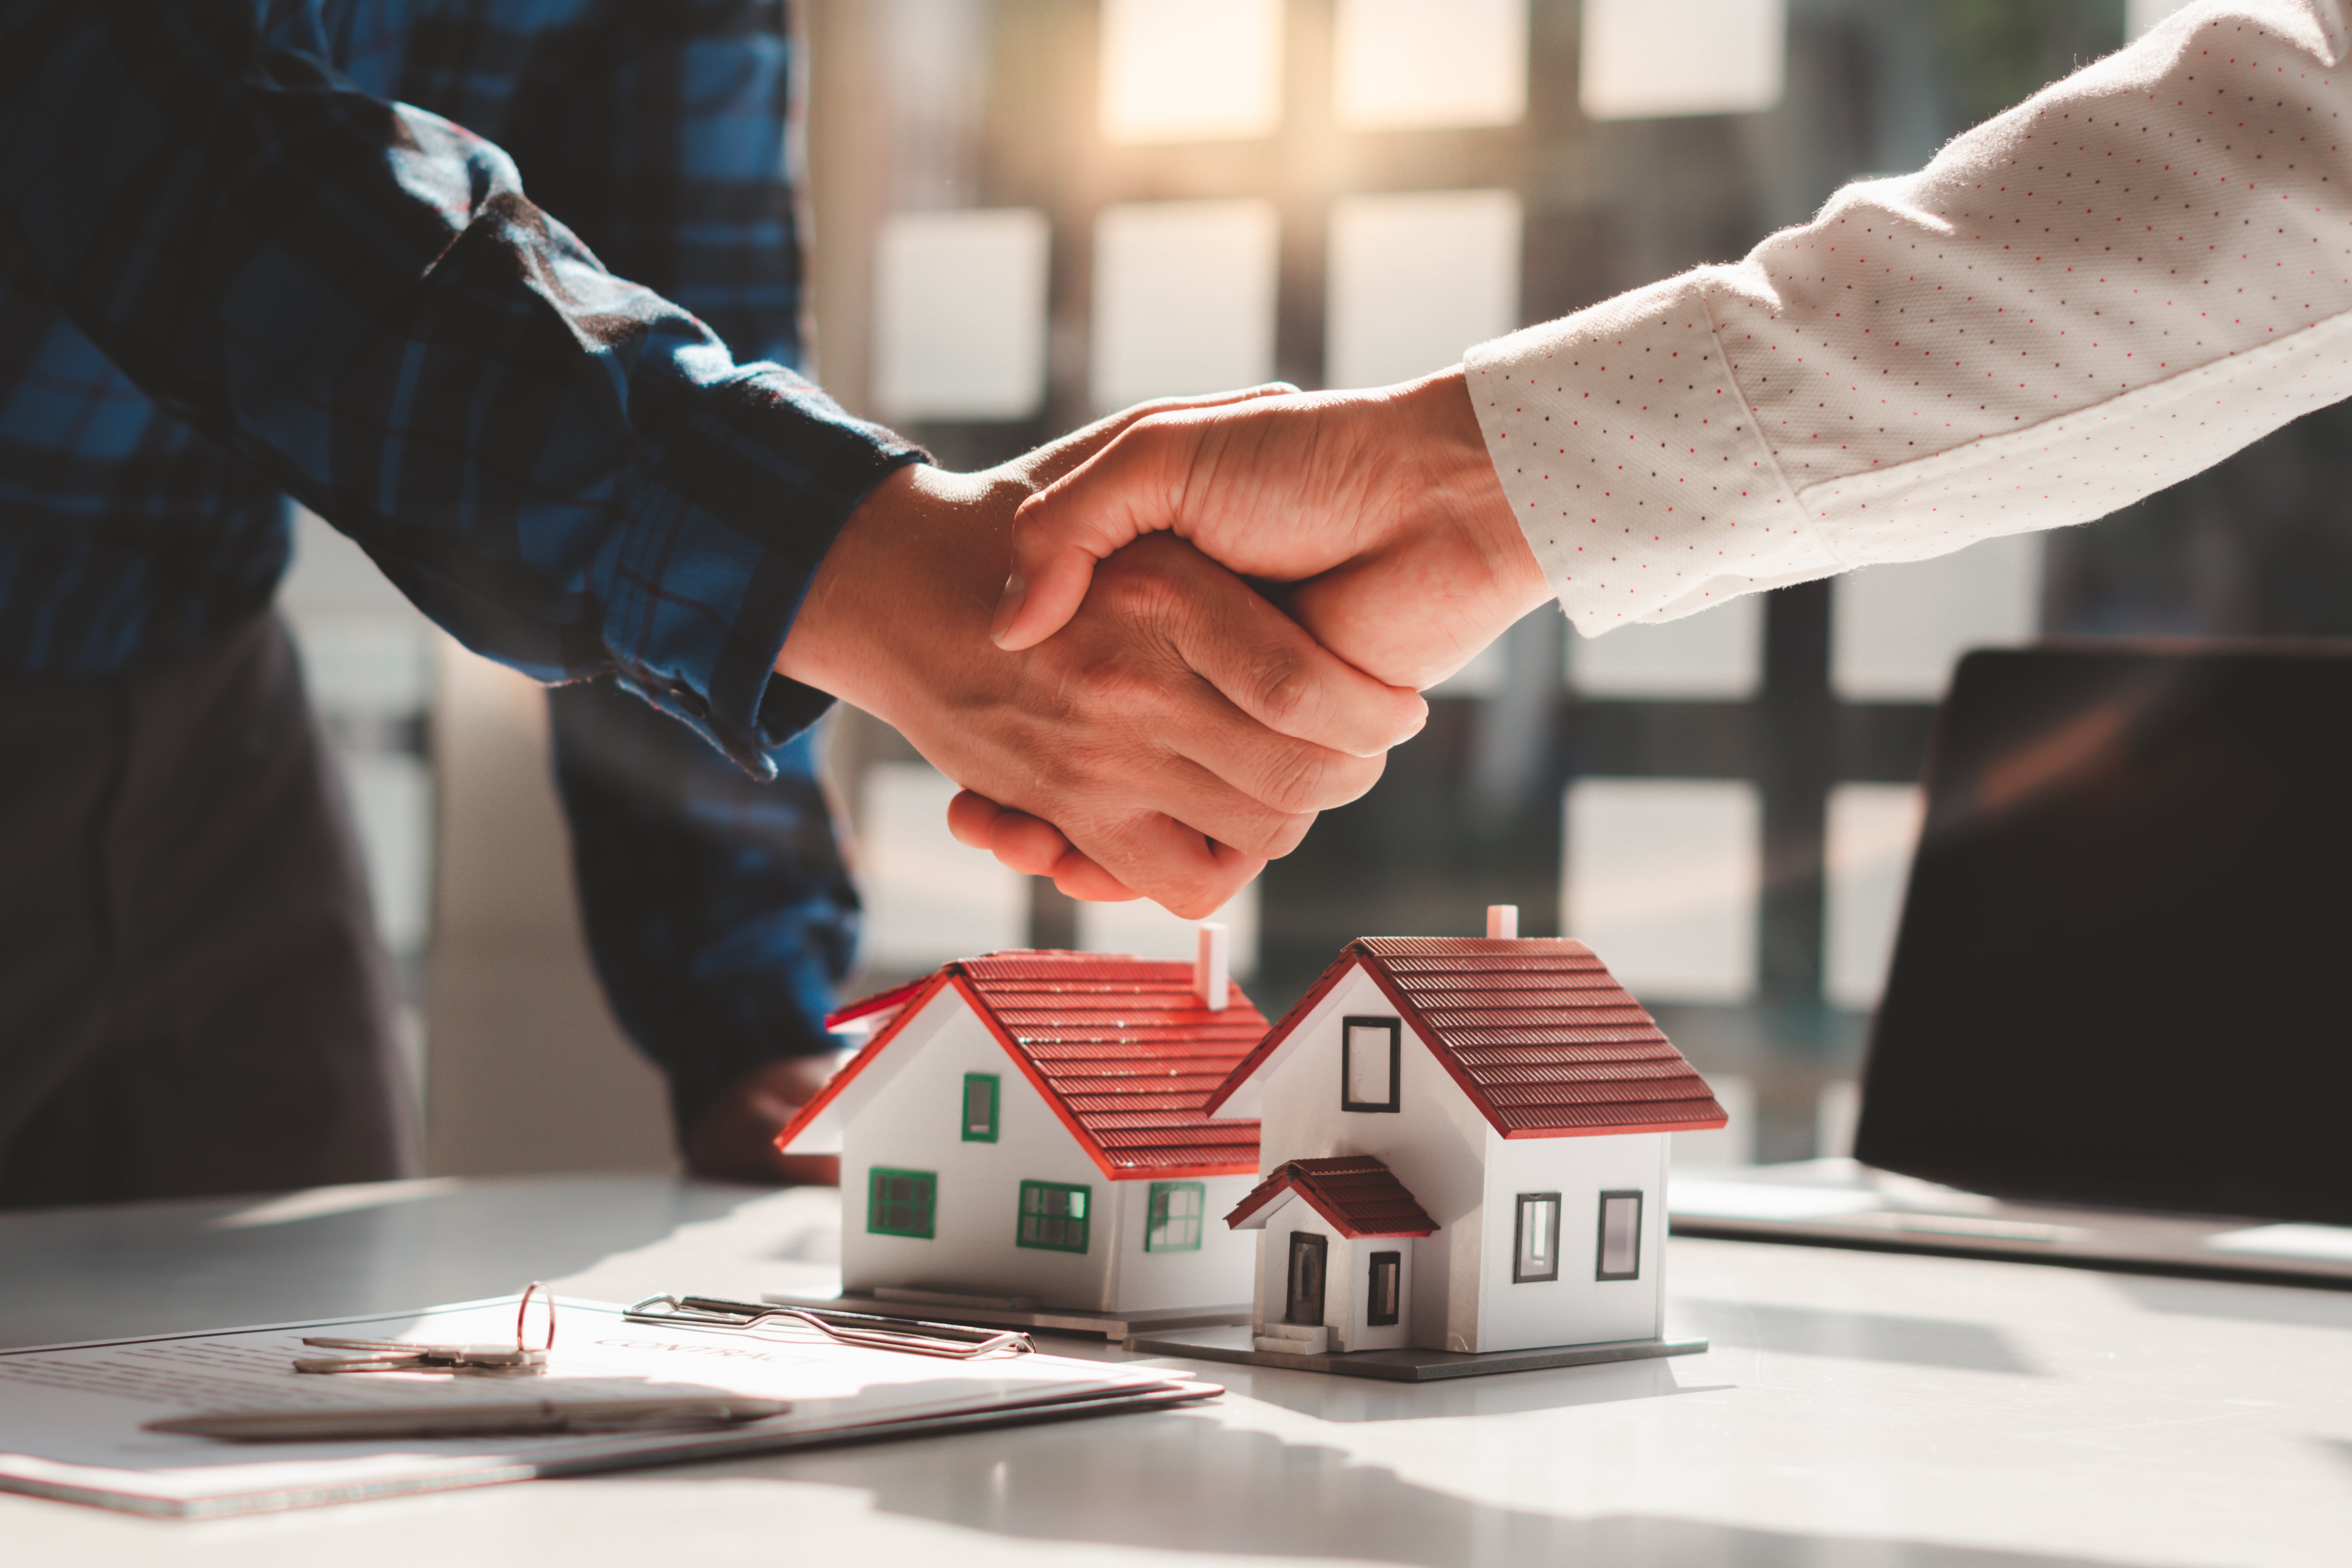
left=684, top=1057, right=841, bottom=1186
left=952, top=368, right=1552, bottom=895
left=775, top=397, right=1428, bottom=915
left=990, top=368, right=1550, bottom=690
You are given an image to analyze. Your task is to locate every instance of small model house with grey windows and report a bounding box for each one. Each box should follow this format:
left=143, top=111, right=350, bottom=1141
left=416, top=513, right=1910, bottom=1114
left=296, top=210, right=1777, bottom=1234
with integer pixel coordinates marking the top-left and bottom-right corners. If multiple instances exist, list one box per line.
left=775, top=930, right=1265, bottom=1318
left=1206, top=908, right=1726, bottom=1357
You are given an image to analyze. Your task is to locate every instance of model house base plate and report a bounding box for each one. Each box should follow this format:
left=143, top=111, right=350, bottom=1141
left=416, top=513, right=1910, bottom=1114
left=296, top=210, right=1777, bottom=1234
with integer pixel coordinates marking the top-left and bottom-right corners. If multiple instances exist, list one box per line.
left=762, top=1292, right=1252, bottom=1343
left=1123, top=1325, right=1709, bottom=1381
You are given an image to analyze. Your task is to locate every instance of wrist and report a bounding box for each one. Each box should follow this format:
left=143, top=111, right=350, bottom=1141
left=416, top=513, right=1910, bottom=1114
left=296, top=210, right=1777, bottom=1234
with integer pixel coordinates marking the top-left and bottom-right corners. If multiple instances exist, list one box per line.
left=774, top=464, right=1002, bottom=715
left=1389, top=368, right=1552, bottom=619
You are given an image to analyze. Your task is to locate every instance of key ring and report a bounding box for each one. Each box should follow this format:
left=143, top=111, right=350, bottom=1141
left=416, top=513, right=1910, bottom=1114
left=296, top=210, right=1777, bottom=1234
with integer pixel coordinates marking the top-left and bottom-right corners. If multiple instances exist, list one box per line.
left=294, top=1284, right=559, bottom=1375
left=517, top=1281, right=555, bottom=1354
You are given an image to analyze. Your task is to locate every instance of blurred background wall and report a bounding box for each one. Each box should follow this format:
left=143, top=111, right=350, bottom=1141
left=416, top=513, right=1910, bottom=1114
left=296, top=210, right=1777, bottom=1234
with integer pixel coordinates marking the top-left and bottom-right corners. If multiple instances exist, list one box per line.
left=283, top=0, right=2352, bottom=1178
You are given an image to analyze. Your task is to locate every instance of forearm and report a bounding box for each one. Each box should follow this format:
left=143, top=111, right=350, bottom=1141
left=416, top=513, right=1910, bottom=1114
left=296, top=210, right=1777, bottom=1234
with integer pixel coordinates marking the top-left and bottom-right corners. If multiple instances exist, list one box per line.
left=0, top=0, right=915, bottom=771
left=1469, top=0, right=2352, bottom=632
left=549, top=680, right=856, bottom=1142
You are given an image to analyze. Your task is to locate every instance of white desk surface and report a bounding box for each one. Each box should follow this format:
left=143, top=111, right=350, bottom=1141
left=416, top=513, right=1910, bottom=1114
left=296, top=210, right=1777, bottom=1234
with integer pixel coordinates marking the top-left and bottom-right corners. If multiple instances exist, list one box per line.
left=2, top=1174, right=2347, bottom=1567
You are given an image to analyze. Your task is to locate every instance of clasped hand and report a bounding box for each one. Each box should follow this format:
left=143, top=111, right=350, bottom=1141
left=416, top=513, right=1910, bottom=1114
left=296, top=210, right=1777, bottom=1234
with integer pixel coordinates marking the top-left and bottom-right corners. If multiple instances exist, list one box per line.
left=945, top=368, right=1555, bottom=902
left=775, top=390, right=1433, bottom=916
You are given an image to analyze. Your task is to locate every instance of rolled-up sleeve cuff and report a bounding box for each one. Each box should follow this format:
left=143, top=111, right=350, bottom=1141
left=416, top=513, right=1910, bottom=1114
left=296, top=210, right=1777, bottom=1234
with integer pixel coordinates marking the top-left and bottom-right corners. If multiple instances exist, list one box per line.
left=1463, top=273, right=1842, bottom=635
left=604, top=369, right=923, bottom=777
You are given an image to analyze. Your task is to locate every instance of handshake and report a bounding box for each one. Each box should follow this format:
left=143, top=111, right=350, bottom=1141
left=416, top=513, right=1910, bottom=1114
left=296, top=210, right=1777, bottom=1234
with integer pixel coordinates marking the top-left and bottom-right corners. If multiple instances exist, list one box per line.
left=774, top=366, right=1557, bottom=915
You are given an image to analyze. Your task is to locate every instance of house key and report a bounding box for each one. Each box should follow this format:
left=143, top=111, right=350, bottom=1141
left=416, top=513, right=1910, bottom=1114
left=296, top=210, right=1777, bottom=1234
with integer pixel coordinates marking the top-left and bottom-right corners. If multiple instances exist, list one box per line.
left=294, top=1283, right=556, bottom=1376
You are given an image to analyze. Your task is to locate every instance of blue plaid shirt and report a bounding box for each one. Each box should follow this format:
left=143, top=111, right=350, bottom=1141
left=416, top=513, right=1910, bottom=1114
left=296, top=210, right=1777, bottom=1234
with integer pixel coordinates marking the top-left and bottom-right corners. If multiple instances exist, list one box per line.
left=0, top=0, right=908, bottom=1126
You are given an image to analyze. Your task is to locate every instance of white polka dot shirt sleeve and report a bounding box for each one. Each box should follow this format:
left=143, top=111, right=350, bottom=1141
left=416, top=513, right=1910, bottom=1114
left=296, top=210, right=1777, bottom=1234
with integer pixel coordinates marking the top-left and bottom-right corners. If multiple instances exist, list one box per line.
left=1466, top=0, right=2352, bottom=634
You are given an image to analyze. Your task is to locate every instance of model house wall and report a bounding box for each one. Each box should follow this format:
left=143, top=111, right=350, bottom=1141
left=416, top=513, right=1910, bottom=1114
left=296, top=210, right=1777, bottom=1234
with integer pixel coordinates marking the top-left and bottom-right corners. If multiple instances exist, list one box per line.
left=838, top=989, right=1119, bottom=1307
left=1210, top=927, right=1723, bottom=1357
left=1249, top=1198, right=1415, bottom=1354
left=1474, top=1129, right=1668, bottom=1352
left=1106, top=1174, right=1256, bottom=1312
left=1228, top=963, right=1491, bottom=1348
left=781, top=947, right=1267, bottom=1317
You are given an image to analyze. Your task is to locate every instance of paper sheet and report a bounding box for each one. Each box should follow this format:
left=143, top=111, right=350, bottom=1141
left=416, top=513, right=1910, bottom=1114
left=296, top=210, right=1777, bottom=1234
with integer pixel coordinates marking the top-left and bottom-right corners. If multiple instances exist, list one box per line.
left=0, top=1296, right=1213, bottom=1517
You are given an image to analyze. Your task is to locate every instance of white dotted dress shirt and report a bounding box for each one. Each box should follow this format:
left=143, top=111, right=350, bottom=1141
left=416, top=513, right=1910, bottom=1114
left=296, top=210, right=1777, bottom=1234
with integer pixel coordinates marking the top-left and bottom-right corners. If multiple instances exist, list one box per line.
left=1468, top=0, right=2352, bottom=634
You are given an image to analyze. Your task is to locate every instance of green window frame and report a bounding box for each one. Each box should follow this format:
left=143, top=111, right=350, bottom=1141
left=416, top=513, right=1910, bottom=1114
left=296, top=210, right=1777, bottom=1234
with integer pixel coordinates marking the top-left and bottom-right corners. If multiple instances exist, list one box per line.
left=1016, top=1180, right=1092, bottom=1253
left=1144, top=1180, right=1206, bottom=1252
left=867, top=1167, right=937, bottom=1239
left=960, top=1073, right=1000, bottom=1142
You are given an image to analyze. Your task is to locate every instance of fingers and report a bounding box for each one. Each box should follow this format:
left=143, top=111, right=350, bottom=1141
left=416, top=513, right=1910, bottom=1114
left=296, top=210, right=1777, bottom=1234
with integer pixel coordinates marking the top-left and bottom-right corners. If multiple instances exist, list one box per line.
left=1063, top=812, right=1262, bottom=918
left=1098, top=535, right=1427, bottom=762
left=945, top=788, right=1005, bottom=850
left=1049, top=847, right=1141, bottom=904
left=951, top=789, right=1160, bottom=904
left=993, top=413, right=1205, bottom=651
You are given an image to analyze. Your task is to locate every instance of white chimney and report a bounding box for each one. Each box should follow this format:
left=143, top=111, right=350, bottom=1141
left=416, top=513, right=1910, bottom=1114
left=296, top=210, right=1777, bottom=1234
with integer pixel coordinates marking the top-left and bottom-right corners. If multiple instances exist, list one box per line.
left=1486, top=904, right=1519, bottom=940
left=1194, top=922, right=1230, bottom=1011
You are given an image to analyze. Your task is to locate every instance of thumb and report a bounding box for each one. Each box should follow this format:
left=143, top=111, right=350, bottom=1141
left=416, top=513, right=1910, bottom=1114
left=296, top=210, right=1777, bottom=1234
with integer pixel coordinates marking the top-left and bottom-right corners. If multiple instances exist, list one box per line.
left=1013, top=383, right=1296, bottom=492
left=989, top=414, right=1209, bottom=651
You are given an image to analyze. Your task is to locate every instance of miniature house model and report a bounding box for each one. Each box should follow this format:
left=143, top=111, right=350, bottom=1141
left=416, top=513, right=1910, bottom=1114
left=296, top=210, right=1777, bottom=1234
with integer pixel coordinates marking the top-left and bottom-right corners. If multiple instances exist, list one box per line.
left=777, top=929, right=1265, bottom=1314
left=1207, top=907, right=1726, bottom=1356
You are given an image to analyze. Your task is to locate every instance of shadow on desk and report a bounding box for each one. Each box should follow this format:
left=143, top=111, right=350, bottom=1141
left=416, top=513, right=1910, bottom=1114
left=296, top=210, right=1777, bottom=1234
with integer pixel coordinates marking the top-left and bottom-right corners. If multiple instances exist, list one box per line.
left=0, top=1176, right=762, bottom=1349
left=1161, top=1350, right=1726, bottom=1424
left=606, top=1411, right=2134, bottom=1568
left=1677, top=1299, right=2042, bottom=1376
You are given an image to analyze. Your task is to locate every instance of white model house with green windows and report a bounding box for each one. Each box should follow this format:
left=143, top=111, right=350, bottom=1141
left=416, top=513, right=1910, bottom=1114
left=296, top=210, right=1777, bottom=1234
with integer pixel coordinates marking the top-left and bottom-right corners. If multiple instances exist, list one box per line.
left=775, top=934, right=1266, bottom=1313
left=1207, top=909, right=1727, bottom=1356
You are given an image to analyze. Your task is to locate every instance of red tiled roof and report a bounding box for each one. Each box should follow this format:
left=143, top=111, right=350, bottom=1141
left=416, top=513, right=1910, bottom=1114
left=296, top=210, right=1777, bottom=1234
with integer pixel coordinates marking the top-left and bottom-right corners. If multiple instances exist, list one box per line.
left=1225, top=1156, right=1437, bottom=1238
left=782, top=951, right=1265, bottom=1179
left=825, top=978, right=925, bottom=1030
left=1205, top=938, right=1726, bottom=1139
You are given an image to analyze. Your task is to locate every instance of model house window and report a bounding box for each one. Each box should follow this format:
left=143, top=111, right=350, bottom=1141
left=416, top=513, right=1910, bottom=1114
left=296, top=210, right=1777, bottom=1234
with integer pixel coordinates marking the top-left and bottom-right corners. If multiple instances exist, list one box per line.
left=1017, top=1180, right=1091, bottom=1253
left=961, top=1073, right=1000, bottom=1142
left=1367, top=1250, right=1402, bottom=1326
left=1596, top=1190, right=1644, bottom=1280
left=1513, top=1192, right=1561, bottom=1282
left=1341, top=1016, right=1401, bottom=1112
left=867, top=1168, right=936, bottom=1239
left=1145, top=1181, right=1205, bottom=1252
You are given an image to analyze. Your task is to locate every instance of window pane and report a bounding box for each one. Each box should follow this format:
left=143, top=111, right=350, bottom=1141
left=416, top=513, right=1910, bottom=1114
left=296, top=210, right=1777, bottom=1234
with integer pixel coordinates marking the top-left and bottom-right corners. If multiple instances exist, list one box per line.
left=1077, top=880, right=1260, bottom=980
left=1564, top=779, right=1761, bottom=1002
left=860, top=762, right=1024, bottom=970
left=1831, top=534, right=2043, bottom=702
left=1345, top=1022, right=1395, bottom=1108
left=1017, top=1181, right=1091, bottom=1252
left=873, top=208, right=1049, bottom=422
left=1325, top=190, right=1521, bottom=391
left=1091, top=200, right=1279, bottom=409
left=2129, top=0, right=2197, bottom=38
left=1599, top=1193, right=1643, bottom=1278
left=869, top=1169, right=936, bottom=1238
left=1566, top=596, right=1764, bottom=701
left=1671, top=1073, right=1756, bottom=1168
left=962, top=1073, right=998, bottom=1141
left=1367, top=1251, right=1401, bottom=1325
left=1514, top=1194, right=1559, bottom=1281
left=1100, top=0, right=1282, bottom=144
left=1147, top=1181, right=1206, bottom=1251
left=1579, top=0, right=1786, bottom=122
left=1335, top=0, right=1526, bottom=130
left=1824, top=784, right=1927, bottom=1010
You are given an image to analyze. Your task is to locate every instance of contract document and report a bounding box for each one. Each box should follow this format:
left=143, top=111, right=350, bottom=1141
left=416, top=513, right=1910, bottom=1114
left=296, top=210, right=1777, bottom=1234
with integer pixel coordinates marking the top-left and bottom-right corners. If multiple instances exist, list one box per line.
left=0, top=1295, right=1216, bottom=1517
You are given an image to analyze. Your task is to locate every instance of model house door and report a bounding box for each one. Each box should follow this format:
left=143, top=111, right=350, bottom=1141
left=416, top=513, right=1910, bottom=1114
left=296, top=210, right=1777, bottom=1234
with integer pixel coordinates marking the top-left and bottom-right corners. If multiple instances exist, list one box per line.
left=1285, top=1232, right=1328, bottom=1325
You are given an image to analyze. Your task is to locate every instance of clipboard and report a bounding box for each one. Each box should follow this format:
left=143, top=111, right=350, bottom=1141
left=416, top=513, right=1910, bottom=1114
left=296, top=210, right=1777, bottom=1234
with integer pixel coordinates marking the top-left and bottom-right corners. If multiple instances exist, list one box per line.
left=0, top=1294, right=1218, bottom=1518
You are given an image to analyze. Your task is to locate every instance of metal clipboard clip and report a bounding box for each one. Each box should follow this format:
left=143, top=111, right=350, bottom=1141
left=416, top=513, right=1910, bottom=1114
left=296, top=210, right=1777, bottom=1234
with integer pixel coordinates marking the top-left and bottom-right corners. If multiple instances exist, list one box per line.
left=624, top=1293, right=1033, bottom=1360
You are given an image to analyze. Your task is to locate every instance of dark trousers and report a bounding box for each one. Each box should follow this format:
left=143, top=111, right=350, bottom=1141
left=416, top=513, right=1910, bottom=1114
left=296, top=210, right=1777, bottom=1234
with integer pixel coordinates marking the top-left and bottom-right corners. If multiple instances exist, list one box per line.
left=0, top=612, right=415, bottom=1206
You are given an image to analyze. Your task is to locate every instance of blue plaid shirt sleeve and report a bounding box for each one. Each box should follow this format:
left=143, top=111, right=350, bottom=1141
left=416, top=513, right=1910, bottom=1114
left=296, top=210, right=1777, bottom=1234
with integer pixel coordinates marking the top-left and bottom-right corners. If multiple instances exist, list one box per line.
left=0, top=0, right=921, bottom=774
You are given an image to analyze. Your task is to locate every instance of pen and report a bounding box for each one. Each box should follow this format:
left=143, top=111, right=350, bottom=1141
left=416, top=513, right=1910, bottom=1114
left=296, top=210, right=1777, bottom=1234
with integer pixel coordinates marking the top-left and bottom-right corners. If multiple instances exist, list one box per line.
left=146, top=1395, right=789, bottom=1443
